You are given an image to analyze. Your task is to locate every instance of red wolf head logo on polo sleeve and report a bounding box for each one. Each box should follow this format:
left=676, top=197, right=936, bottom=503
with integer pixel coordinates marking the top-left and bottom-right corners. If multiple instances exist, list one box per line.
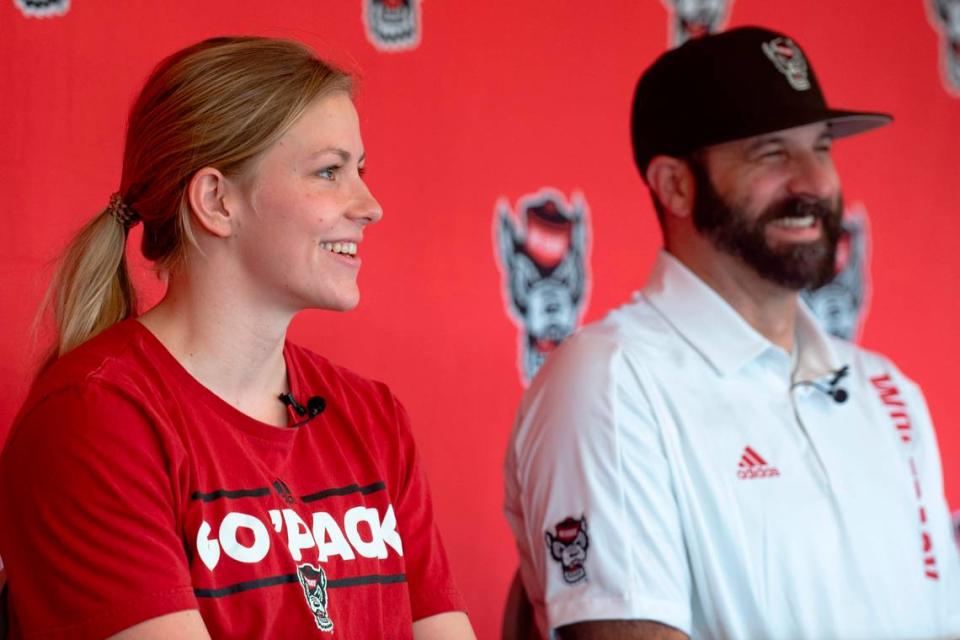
left=545, top=516, right=590, bottom=585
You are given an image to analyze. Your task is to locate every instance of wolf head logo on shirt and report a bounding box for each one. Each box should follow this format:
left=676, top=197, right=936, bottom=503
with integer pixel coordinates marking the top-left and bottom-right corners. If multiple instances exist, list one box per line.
left=495, top=189, right=590, bottom=384
left=297, top=563, right=334, bottom=632
left=929, top=0, right=960, bottom=94
left=801, top=205, right=870, bottom=341
left=364, top=0, right=421, bottom=51
left=662, top=0, right=732, bottom=46
left=545, top=516, right=589, bottom=585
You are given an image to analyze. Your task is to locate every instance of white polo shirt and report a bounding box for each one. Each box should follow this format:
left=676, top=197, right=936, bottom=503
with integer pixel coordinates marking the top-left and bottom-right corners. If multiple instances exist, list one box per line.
left=504, top=251, right=960, bottom=639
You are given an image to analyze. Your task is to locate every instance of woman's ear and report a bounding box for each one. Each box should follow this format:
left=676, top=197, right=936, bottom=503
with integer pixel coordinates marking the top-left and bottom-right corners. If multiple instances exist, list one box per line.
left=645, top=155, right=696, bottom=220
left=186, top=167, right=235, bottom=238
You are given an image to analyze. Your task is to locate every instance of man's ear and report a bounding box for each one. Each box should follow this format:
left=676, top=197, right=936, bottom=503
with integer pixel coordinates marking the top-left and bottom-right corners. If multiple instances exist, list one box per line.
left=645, top=155, right=696, bottom=219
left=186, top=167, right=235, bottom=238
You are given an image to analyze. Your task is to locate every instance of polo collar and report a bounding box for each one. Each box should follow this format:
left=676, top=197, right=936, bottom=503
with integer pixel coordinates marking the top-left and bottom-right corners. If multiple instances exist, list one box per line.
left=641, top=251, right=843, bottom=379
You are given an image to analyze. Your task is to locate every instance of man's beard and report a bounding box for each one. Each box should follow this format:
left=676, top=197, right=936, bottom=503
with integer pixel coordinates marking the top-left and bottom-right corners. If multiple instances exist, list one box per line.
left=689, top=158, right=844, bottom=291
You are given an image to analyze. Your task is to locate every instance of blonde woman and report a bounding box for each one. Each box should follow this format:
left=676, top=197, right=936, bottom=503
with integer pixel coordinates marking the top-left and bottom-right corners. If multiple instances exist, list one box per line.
left=0, top=37, right=475, bottom=640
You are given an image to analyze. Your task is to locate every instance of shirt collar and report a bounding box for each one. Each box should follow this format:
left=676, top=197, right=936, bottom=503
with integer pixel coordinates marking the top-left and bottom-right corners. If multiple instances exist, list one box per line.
left=641, top=250, right=843, bottom=379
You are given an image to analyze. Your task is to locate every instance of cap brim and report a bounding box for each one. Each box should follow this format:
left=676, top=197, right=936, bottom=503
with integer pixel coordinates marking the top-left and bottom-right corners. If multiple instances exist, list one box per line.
left=695, top=109, right=893, bottom=153
left=823, top=110, right=893, bottom=139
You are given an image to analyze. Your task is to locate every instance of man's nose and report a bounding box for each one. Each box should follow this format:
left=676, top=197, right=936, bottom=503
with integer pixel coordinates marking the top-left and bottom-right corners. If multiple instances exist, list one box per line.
left=787, top=151, right=839, bottom=201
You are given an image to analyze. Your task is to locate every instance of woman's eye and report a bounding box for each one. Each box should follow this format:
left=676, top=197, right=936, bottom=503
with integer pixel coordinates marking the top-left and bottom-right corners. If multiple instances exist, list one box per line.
left=316, top=166, right=339, bottom=180
left=358, top=166, right=367, bottom=179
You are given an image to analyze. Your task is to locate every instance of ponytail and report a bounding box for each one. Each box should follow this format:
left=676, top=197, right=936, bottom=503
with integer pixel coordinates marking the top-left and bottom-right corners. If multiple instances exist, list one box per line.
left=41, top=206, right=137, bottom=366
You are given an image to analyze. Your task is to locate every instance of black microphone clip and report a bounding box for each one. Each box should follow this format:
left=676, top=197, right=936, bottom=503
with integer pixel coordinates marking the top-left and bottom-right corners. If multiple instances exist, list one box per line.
left=825, top=365, right=850, bottom=404
left=304, top=396, right=326, bottom=417
left=279, top=392, right=327, bottom=424
left=791, top=365, right=850, bottom=404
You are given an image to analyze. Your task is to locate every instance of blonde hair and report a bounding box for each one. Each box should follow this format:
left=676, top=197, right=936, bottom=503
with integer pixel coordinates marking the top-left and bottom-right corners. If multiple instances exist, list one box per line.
left=42, top=36, right=351, bottom=365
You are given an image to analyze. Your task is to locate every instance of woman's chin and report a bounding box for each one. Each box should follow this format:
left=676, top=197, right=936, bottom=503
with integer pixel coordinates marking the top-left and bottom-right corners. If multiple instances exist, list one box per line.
left=309, top=291, right=361, bottom=313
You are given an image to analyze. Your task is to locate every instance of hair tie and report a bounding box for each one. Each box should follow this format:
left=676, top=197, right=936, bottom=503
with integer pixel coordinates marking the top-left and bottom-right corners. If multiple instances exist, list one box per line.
left=107, top=192, right=141, bottom=230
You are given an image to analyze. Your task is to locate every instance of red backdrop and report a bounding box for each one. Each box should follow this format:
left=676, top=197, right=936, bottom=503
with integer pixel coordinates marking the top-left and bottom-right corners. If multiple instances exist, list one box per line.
left=2, top=1, right=958, bottom=637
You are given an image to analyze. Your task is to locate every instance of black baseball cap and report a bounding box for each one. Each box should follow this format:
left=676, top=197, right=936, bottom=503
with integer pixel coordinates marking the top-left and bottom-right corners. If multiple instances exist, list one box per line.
left=631, top=26, right=892, bottom=178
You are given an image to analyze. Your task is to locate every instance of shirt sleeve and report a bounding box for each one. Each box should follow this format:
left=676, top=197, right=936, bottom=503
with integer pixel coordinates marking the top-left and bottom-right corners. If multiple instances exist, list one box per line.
left=505, top=333, right=691, bottom=636
left=388, top=396, right=468, bottom=621
left=0, top=382, right=198, bottom=639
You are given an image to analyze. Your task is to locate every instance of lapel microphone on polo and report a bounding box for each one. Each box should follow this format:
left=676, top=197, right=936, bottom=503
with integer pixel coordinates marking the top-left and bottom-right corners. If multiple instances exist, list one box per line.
left=791, top=365, right=850, bottom=404
left=278, top=392, right=327, bottom=427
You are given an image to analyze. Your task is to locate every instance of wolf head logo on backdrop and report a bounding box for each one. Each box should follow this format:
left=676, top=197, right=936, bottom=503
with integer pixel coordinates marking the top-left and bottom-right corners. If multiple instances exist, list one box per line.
left=662, top=0, right=732, bottom=46
left=929, top=0, right=960, bottom=93
left=296, top=563, right=334, bottom=632
left=14, top=0, right=69, bottom=17
left=363, top=0, right=421, bottom=51
left=496, top=190, right=590, bottom=384
left=801, top=205, right=870, bottom=342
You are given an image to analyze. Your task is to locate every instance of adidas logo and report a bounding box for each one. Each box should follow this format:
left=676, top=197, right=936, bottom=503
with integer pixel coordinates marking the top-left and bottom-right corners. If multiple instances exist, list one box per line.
left=737, top=446, right=781, bottom=480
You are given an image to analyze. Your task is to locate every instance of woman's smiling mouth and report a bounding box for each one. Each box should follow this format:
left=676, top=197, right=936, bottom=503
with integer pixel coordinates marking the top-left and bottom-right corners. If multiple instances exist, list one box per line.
left=319, top=241, right=358, bottom=256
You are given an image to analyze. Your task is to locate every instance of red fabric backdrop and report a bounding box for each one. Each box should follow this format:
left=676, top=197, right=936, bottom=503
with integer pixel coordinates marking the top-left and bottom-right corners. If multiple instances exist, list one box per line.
left=2, top=1, right=958, bottom=637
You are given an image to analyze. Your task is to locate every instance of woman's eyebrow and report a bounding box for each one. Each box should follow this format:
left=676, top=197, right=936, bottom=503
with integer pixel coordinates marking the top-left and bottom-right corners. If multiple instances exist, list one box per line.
left=310, top=147, right=352, bottom=162
left=308, top=148, right=367, bottom=165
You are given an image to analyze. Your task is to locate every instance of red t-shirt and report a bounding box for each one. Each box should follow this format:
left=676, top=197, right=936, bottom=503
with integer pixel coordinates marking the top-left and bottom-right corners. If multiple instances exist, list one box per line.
left=0, top=320, right=466, bottom=639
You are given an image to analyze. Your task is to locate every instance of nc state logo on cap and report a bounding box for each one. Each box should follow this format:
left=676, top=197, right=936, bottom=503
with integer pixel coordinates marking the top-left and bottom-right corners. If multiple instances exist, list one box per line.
left=761, top=37, right=811, bottom=91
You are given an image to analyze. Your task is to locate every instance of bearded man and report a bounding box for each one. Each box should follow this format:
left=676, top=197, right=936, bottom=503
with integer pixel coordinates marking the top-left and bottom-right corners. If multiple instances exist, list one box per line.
left=504, top=26, right=960, bottom=640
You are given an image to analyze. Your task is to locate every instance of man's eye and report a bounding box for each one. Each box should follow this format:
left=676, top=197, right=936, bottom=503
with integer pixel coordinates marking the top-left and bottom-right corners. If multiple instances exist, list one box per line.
left=317, top=166, right=339, bottom=180
left=759, top=149, right=786, bottom=160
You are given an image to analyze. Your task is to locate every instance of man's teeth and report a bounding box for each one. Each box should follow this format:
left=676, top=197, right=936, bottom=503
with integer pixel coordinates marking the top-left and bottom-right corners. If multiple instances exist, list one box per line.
left=771, top=216, right=816, bottom=229
left=320, top=241, right=358, bottom=256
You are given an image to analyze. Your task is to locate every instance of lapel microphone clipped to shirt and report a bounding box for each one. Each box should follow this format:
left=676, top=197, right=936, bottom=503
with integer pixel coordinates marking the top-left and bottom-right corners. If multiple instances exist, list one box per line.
left=278, top=392, right=327, bottom=427
left=790, top=365, right=850, bottom=404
